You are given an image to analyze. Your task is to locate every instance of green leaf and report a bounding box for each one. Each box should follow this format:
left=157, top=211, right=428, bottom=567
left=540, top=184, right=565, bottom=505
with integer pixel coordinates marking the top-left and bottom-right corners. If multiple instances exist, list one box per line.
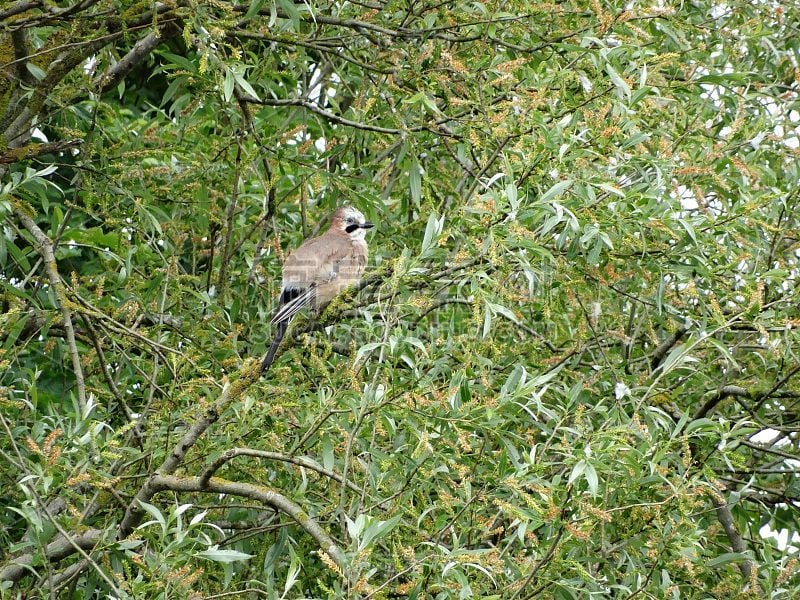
left=583, top=462, right=599, bottom=495
left=684, top=418, right=717, bottom=435
left=159, top=52, right=197, bottom=72
left=233, top=69, right=260, bottom=101
left=568, top=460, right=586, bottom=486
left=135, top=500, right=166, bottom=530
left=605, top=63, right=631, bottom=100
left=25, top=63, right=46, bottom=81
left=540, top=180, right=573, bottom=204
left=420, top=211, right=442, bottom=254
left=355, top=341, right=383, bottom=364
left=598, top=183, right=625, bottom=198
left=223, top=70, right=235, bottom=103
left=2, top=312, right=30, bottom=351
left=706, top=552, right=751, bottom=568
left=197, top=547, right=254, bottom=563
left=359, top=514, right=402, bottom=551
left=487, top=301, right=519, bottom=324
left=245, top=0, right=267, bottom=19
left=660, top=341, right=697, bottom=374
left=409, top=158, right=422, bottom=205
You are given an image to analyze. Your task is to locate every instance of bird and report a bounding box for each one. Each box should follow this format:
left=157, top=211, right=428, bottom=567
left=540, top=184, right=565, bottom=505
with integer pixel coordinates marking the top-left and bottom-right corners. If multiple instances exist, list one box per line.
left=261, top=206, right=374, bottom=372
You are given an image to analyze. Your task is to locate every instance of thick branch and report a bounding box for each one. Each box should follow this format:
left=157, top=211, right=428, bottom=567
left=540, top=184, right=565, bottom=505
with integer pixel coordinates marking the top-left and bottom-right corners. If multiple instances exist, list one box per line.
left=0, top=529, right=102, bottom=584
left=694, top=385, right=750, bottom=420
left=711, top=495, right=754, bottom=580
left=10, top=27, right=36, bottom=87
left=650, top=325, right=687, bottom=371
left=117, top=361, right=262, bottom=539
left=0, top=139, right=83, bottom=164
left=0, top=0, right=43, bottom=21
left=95, top=25, right=178, bottom=93
left=151, top=474, right=347, bottom=573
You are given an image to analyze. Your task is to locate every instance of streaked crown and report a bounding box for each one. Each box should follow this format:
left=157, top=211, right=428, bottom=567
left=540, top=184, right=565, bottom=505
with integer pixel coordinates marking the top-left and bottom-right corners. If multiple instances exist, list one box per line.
left=331, top=206, right=374, bottom=240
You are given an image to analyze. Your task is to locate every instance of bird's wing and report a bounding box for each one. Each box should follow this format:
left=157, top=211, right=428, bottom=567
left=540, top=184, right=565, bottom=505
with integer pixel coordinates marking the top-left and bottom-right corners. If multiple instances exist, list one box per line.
left=271, top=286, right=316, bottom=325
left=281, top=234, right=354, bottom=287
left=271, top=234, right=357, bottom=325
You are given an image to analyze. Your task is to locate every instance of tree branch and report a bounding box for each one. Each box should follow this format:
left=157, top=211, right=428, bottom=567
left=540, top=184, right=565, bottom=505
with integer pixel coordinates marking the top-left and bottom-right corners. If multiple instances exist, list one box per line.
left=650, top=325, right=687, bottom=371
left=710, top=494, right=754, bottom=580
left=0, top=139, right=83, bottom=164
left=95, top=24, right=179, bottom=94
left=694, top=385, right=750, bottom=420
left=240, top=95, right=410, bottom=134
left=198, top=447, right=360, bottom=492
left=0, top=0, right=43, bottom=22
left=151, top=474, right=348, bottom=573
left=0, top=529, right=103, bottom=584
left=117, top=360, right=262, bottom=539
left=230, top=30, right=397, bottom=75
left=752, top=362, right=800, bottom=412
left=13, top=201, right=87, bottom=413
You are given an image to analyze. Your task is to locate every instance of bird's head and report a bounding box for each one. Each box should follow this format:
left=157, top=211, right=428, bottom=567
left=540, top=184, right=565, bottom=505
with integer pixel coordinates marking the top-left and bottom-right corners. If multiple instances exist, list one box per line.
left=331, top=206, right=374, bottom=241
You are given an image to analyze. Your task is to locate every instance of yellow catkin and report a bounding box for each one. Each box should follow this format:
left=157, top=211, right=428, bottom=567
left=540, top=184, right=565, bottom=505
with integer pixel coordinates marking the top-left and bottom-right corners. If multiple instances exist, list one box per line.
left=318, top=550, right=343, bottom=576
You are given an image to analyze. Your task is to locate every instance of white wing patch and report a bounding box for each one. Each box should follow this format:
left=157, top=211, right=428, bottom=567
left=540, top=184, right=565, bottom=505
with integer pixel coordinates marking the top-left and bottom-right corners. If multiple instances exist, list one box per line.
left=271, top=286, right=317, bottom=325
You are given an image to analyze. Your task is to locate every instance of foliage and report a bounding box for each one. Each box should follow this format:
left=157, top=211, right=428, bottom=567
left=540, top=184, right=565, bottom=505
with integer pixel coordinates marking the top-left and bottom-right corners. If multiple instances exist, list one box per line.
left=2, top=0, right=800, bottom=598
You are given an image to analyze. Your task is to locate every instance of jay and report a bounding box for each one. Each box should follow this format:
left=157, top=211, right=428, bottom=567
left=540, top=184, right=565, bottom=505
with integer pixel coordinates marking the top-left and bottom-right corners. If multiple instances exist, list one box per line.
left=261, top=206, right=373, bottom=372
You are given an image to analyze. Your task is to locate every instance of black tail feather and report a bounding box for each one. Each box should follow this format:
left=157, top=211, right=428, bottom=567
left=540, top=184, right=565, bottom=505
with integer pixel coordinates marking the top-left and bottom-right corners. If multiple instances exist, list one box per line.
left=261, top=287, right=305, bottom=373
left=261, top=319, right=288, bottom=373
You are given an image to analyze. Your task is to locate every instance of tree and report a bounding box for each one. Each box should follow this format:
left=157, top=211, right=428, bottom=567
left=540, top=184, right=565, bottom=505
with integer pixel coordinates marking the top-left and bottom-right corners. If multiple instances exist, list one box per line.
left=2, top=0, right=799, bottom=597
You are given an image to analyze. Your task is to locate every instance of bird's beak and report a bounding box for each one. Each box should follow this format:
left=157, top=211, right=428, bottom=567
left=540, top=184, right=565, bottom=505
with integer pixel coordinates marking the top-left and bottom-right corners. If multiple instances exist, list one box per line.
left=361, top=221, right=374, bottom=229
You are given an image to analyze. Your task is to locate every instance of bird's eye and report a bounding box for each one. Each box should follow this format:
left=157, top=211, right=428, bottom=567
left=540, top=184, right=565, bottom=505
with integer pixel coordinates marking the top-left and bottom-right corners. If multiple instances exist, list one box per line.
left=346, top=217, right=355, bottom=223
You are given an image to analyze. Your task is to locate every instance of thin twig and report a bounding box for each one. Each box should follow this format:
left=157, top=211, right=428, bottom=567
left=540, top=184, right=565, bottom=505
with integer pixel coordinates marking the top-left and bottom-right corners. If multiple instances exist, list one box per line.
left=240, top=95, right=412, bottom=134
left=198, top=447, right=360, bottom=492
left=216, top=141, right=242, bottom=295
left=752, top=362, right=800, bottom=412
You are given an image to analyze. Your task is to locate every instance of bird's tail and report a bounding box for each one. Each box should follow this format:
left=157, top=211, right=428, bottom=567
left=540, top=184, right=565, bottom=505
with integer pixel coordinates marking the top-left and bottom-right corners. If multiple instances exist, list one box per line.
left=261, top=319, right=288, bottom=373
